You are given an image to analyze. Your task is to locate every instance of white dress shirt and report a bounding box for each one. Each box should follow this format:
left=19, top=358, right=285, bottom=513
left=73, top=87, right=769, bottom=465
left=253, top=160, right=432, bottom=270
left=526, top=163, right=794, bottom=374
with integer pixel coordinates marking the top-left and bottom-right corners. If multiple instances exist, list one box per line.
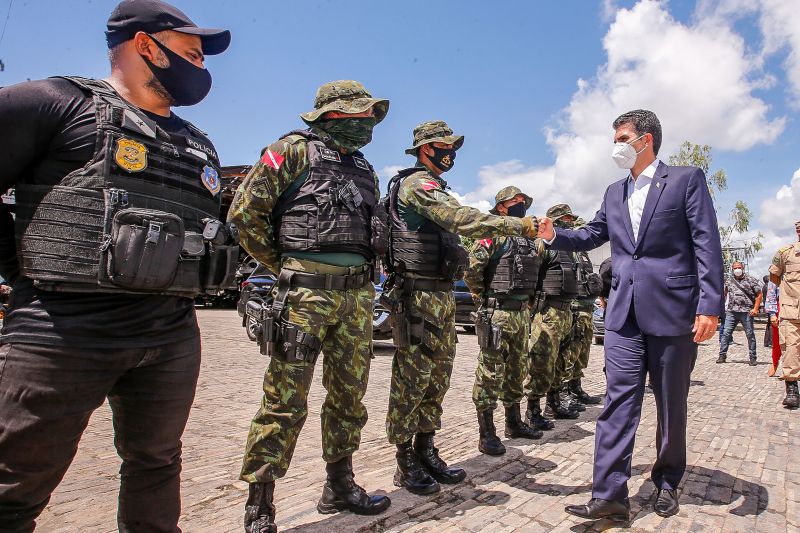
left=627, top=159, right=660, bottom=242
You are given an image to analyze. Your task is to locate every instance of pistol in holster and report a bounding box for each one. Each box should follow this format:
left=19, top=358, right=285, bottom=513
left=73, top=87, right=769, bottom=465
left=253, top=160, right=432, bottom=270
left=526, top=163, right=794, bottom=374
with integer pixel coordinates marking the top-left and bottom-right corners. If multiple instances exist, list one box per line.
left=474, top=306, right=502, bottom=351
left=245, top=298, right=278, bottom=357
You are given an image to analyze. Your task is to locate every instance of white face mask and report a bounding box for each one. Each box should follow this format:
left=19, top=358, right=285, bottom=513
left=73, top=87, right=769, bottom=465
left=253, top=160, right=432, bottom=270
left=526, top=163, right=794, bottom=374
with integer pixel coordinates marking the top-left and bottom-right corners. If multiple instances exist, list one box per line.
left=611, top=133, right=647, bottom=169
left=733, top=268, right=744, bottom=277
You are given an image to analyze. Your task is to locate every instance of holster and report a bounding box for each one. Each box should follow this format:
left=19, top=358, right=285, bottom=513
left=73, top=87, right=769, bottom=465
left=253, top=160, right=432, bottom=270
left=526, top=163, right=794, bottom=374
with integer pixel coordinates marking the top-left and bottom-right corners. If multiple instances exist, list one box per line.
left=248, top=270, right=323, bottom=363
left=474, top=307, right=502, bottom=351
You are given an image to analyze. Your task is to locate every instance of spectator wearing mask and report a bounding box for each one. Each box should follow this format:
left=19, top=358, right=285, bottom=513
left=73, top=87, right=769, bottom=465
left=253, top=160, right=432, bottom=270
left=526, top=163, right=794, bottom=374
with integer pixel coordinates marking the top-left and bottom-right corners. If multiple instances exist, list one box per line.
left=717, top=262, right=762, bottom=365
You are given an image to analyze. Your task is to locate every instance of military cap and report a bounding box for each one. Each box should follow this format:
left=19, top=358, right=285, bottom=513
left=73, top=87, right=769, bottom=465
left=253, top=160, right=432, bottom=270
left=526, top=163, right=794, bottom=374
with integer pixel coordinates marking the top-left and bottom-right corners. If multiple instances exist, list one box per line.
left=405, top=120, right=464, bottom=155
left=489, top=186, right=533, bottom=215
left=300, top=80, right=389, bottom=125
left=546, top=203, right=576, bottom=221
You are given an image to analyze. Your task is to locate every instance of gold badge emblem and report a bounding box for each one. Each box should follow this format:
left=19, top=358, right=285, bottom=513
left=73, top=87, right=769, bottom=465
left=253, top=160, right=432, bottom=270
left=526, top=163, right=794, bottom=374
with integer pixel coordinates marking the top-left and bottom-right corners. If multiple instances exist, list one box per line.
left=441, top=154, right=452, bottom=167
left=115, top=138, right=148, bottom=173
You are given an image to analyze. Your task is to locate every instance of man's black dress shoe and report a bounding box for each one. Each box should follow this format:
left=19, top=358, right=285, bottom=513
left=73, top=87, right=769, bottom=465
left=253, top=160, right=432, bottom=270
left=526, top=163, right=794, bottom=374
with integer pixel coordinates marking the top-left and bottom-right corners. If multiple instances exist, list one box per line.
left=654, top=488, right=679, bottom=517
left=565, top=498, right=630, bottom=522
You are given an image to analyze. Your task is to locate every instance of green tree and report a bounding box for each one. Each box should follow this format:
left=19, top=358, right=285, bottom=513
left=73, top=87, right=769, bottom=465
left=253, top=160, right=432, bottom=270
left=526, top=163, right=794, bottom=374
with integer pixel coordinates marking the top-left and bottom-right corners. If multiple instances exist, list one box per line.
left=668, top=142, right=763, bottom=268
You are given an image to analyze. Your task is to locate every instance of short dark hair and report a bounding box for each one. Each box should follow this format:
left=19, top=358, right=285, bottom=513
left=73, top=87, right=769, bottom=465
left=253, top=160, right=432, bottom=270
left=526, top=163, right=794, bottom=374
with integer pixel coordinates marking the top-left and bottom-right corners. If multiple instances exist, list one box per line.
left=612, top=109, right=662, bottom=156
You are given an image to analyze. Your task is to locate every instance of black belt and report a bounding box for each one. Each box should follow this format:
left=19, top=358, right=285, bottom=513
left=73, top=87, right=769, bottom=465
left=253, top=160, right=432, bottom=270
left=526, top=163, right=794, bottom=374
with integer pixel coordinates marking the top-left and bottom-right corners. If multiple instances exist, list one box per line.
left=486, top=298, right=528, bottom=311
left=288, top=268, right=372, bottom=291
left=399, top=277, right=454, bottom=292
left=545, top=298, right=573, bottom=311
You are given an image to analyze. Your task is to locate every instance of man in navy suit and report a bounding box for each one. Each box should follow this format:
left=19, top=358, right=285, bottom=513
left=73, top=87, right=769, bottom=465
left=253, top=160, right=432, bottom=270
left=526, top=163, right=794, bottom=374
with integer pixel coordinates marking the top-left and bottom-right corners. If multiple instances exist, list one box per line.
left=538, top=110, right=723, bottom=522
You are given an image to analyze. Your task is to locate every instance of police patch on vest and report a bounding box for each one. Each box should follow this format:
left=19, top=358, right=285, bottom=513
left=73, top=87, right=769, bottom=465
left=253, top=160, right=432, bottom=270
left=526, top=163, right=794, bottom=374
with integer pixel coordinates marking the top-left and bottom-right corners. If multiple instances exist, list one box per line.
left=353, top=157, right=369, bottom=171
left=320, top=148, right=341, bottom=162
left=115, top=138, right=148, bottom=173
left=201, top=165, right=221, bottom=195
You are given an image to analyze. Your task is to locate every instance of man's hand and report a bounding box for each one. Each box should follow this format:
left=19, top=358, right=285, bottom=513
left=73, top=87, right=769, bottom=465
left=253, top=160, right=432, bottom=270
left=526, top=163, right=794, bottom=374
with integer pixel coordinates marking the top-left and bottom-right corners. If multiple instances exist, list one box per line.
left=692, top=314, right=719, bottom=343
left=749, top=308, right=758, bottom=317
left=537, top=216, right=555, bottom=241
left=521, top=216, right=539, bottom=238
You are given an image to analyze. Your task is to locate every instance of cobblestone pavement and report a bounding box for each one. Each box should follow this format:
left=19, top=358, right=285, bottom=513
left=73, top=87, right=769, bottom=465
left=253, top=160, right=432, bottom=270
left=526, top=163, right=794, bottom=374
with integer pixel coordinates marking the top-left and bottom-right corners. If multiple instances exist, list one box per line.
left=38, top=310, right=797, bottom=532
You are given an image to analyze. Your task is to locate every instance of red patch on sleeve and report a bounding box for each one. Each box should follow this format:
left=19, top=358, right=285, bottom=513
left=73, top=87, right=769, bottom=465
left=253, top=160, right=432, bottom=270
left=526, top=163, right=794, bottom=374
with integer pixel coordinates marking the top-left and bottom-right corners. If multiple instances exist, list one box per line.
left=421, top=180, right=440, bottom=191
left=479, top=238, right=492, bottom=248
left=261, top=149, right=285, bottom=170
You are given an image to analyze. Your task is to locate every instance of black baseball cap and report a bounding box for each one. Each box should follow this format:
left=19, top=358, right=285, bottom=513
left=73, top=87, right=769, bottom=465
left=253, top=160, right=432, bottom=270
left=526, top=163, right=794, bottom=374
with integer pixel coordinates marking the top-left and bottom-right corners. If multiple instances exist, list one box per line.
left=106, top=0, right=231, bottom=55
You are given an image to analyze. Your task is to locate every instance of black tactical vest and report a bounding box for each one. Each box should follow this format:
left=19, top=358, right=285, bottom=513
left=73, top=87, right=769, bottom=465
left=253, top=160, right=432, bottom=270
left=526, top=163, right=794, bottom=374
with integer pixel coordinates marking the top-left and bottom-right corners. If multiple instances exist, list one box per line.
left=385, top=168, right=468, bottom=281
left=485, top=237, right=541, bottom=296
left=273, top=130, right=381, bottom=259
left=576, top=250, right=603, bottom=298
left=542, top=249, right=579, bottom=297
left=13, top=77, right=235, bottom=297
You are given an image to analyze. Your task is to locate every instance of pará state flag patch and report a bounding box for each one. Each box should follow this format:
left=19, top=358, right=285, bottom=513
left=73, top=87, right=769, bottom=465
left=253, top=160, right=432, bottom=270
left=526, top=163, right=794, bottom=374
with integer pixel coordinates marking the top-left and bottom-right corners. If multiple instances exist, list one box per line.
left=479, top=238, right=493, bottom=248
left=261, top=149, right=285, bottom=170
left=201, top=165, right=221, bottom=195
left=421, top=180, right=440, bottom=191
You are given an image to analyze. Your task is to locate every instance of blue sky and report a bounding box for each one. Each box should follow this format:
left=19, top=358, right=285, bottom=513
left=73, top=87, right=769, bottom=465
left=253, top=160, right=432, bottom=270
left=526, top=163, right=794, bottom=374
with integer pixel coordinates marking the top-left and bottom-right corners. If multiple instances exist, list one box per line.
left=1, top=0, right=798, bottom=271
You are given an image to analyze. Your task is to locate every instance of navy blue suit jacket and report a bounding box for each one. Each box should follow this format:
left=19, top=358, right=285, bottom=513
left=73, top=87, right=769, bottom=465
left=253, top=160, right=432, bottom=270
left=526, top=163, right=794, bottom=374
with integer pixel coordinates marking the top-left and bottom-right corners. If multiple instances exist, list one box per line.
left=551, top=162, right=724, bottom=337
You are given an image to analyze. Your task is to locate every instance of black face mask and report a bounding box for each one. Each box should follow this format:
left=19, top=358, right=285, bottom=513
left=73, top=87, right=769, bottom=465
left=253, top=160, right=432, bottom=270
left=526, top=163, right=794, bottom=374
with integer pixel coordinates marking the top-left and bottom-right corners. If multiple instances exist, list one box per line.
left=143, top=35, right=212, bottom=107
left=506, top=203, right=527, bottom=218
left=426, top=146, right=457, bottom=172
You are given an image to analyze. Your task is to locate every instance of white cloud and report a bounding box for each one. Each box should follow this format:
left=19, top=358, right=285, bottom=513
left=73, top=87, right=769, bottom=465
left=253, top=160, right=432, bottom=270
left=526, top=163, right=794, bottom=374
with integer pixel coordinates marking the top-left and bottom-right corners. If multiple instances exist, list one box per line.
left=457, top=0, right=786, bottom=222
left=750, top=168, right=800, bottom=274
left=378, top=165, right=404, bottom=180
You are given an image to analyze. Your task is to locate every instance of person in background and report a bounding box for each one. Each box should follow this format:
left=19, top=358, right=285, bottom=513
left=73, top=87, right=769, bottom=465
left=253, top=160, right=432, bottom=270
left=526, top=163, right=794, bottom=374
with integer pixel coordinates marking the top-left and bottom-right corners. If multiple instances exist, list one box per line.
left=717, top=262, right=762, bottom=365
left=765, top=278, right=780, bottom=377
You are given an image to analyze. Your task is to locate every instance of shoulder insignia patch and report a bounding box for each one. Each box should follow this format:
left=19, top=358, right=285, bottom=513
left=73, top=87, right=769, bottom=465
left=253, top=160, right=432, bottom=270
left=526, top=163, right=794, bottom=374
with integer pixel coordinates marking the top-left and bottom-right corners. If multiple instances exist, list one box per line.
left=201, top=165, right=221, bottom=195
left=353, top=156, right=370, bottom=170
left=421, top=180, right=440, bottom=191
left=479, top=238, right=492, bottom=248
left=115, top=137, right=148, bottom=173
left=320, top=148, right=342, bottom=162
left=261, top=149, right=285, bottom=170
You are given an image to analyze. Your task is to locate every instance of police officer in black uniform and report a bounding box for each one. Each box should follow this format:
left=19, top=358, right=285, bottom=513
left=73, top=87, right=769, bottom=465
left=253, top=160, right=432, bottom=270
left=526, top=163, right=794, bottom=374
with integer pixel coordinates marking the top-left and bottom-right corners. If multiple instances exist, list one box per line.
left=0, top=2, right=231, bottom=530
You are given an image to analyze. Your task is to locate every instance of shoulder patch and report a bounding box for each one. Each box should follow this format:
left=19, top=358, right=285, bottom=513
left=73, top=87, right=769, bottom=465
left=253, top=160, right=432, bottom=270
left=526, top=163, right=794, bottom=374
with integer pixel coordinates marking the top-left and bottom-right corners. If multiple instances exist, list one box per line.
left=479, top=238, right=492, bottom=248
left=261, top=148, right=285, bottom=170
left=421, top=180, right=440, bottom=191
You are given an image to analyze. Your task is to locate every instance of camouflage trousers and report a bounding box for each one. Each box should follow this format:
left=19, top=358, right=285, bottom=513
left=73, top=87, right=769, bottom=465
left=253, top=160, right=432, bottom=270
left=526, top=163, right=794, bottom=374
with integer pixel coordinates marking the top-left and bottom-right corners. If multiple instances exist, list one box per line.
left=472, top=308, right=531, bottom=411
left=386, top=290, right=456, bottom=445
left=524, top=305, right=573, bottom=399
left=240, top=281, right=374, bottom=483
left=569, top=311, right=593, bottom=380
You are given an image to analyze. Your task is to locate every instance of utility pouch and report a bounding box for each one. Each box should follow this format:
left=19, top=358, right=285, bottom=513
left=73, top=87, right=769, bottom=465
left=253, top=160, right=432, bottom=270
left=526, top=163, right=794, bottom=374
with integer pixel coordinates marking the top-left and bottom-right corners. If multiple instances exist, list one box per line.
left=440, top=238, right=469, bottom=281
left=586, top=272, right=603, bottom=296
left=276, top=322, right=323, bottom=363
left=334, top=179, right=364, bottom=212
left=202, top=245, right=239, bottom=290
left=370, top=203, right=389, bottom=256
left=101, top=208, right=184, bottom=290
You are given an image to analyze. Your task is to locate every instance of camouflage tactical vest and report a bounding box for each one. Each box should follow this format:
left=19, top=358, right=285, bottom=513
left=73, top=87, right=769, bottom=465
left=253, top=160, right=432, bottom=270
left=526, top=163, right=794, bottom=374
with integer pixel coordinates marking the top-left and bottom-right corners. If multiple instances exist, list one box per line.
left=485, top=236, right=540, bottom=296
left=542, top=249, right=579, bottom=297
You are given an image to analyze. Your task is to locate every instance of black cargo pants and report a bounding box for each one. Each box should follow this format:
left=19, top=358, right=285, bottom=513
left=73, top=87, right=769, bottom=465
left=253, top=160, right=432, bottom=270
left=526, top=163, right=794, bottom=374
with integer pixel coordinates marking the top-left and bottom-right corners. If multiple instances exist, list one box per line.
left=0, top=335, right=200, bottom=532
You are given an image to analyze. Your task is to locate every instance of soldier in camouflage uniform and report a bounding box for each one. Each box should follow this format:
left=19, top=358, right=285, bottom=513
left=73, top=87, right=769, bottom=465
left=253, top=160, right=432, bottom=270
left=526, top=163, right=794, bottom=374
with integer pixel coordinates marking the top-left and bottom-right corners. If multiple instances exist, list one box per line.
left=464, top=186, right=544, bottom=456
left=229, top=81, right=391, bottom=533
left=564, top=216, right=603, bottom=406
left=383, top=121, right=539, bottom=495
left=523, top=205, right=583, bottom=429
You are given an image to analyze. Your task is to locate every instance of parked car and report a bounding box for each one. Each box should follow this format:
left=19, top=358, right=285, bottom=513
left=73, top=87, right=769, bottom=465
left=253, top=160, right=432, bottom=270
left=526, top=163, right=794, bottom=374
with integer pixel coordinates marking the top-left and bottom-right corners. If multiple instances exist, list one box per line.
left=237, top=264, right=277, bottom=341
left=454, top=279, right=477, bottom=333
left=592, top=297, right=605, bottom=345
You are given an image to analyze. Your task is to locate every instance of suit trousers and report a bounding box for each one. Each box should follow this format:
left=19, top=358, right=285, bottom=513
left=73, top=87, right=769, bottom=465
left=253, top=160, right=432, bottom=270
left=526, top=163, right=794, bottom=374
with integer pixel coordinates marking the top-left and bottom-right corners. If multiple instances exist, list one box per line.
left=592, top=308, right=697, bottom=501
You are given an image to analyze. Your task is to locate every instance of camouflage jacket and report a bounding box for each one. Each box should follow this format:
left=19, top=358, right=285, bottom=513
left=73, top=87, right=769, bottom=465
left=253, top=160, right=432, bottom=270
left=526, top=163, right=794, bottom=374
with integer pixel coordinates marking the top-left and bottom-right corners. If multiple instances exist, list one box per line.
left=464, top=235, right=553, bottom=301
left=397, top=169, right=527, bottom=238
left=228, top=132, right=380, bottom=274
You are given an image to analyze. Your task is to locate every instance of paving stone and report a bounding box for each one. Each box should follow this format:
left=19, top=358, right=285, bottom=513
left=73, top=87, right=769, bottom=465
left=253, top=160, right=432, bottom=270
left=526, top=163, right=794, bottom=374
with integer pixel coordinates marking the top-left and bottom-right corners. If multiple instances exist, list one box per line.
left=29, top=312, right=794, bottom=532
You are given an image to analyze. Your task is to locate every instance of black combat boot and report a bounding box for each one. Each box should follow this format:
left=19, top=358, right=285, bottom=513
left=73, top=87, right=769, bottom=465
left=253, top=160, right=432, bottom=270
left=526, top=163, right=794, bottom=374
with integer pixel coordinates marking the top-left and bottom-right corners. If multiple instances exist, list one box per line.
left=784, top=381, right=799, bottom=409
left=477, top=409, right=506, bottom=455
left=394, top=439, right=440, bottom=494
left=545, top=389, right=579, bottom=420
left=525, top=397, right=555, bottom=430
left=244, top=482, right=277, bottom=533
left=565, top=384, right=586, bottom=412
left=414, top=432, right=467, bottom=484
left=317, top=456, right=391, bottom=515
left=504, top=403, right=543, bottom=439
left=569, top=378, right=602, bottom=405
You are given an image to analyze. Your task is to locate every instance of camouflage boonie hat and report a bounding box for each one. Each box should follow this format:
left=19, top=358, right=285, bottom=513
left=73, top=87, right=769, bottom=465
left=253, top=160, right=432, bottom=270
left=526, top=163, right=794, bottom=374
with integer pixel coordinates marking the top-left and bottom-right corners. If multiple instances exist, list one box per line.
left=546, top=203, right=576, bottom=221
left=300, top=80, right=389, bottom=124
left=405, top=120, right=465, bottom=155
left=489, top=186, right=533, bottom=215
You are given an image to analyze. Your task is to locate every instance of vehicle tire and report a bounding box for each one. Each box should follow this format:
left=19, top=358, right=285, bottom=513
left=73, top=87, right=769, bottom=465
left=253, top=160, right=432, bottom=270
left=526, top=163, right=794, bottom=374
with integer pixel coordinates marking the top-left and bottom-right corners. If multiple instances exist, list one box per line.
left=462, top=325, right=476, bottom=334
left=246, top=316, right=260, bottom=342
left=594, top=336, right=604, bottom=345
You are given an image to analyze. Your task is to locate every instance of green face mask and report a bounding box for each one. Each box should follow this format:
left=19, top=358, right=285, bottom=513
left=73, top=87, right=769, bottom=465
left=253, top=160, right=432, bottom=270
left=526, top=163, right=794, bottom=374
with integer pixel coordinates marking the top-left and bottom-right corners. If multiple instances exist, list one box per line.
left=313, top=117, right=377, bottom=153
